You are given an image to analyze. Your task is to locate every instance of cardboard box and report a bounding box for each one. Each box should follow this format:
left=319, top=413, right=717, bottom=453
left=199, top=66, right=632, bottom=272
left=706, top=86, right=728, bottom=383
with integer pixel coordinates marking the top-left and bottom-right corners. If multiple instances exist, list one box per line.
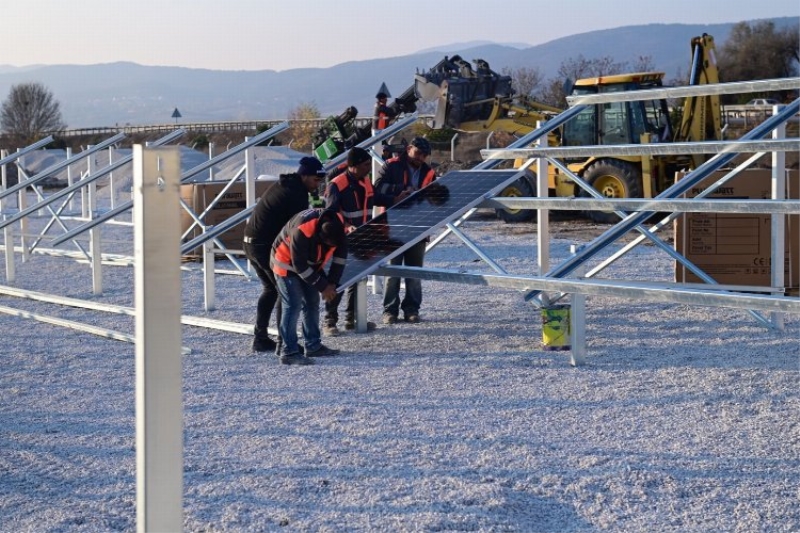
left=674, top=169, right=799, bottom=290
left=180, top=179, right=277, bottom=255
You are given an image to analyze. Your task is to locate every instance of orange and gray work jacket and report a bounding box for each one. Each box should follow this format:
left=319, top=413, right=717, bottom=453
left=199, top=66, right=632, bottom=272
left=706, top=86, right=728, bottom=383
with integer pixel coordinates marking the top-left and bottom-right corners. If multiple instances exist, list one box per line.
left=372, top=102, right=396, bottom=130
left=325, top=170, right=393, bottom=228
left=373, top=155, right=436, bottom=199
left=270, top=209, right=347, bottom=292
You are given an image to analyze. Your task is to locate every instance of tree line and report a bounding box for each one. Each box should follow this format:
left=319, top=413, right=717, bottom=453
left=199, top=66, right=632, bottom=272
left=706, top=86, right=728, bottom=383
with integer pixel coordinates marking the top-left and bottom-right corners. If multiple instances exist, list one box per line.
left=506, top=20, right=798, bottom=108
left=1, top=20, right=797, bottom=148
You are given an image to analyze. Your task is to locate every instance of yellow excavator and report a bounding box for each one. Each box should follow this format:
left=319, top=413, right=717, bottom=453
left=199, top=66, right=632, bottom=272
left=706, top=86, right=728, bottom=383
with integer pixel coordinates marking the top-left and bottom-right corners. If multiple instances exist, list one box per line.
left=412, top=34, right=721, bottom=223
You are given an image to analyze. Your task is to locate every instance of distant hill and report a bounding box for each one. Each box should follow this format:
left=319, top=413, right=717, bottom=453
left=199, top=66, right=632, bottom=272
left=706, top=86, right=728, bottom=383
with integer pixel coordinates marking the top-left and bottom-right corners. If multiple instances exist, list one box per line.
left=0, top=17, right=796, bottom=128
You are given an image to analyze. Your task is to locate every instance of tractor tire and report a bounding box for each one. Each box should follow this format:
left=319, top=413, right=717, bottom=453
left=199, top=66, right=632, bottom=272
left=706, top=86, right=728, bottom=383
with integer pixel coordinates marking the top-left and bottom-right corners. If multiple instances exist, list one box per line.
left=580, top=159, right=643, bottom=224
left=496, top=172, right=537, bottom=223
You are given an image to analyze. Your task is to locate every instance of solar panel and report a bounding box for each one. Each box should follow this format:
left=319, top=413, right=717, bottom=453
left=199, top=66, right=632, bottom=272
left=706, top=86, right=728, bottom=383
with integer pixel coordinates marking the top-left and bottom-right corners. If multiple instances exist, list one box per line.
left=338, top=169, right=525, bottom=289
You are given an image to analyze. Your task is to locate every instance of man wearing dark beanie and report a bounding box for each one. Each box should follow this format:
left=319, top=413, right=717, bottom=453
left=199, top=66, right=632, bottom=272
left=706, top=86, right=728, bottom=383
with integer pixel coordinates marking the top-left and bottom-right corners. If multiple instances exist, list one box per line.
left=323, top=147, right=410, bottom=335
left=243, top=156, right=326, bottom=353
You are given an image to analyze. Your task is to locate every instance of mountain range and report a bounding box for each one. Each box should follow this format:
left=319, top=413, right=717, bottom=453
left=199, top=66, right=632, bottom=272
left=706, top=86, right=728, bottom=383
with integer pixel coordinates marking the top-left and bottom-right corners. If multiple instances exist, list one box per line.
left=0, top=17, right=797, bottom=129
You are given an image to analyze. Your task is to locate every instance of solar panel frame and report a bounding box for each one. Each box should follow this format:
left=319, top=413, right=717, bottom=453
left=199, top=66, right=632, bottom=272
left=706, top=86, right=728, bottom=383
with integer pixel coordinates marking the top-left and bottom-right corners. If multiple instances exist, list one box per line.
left=337, top=168, right=527, bottom=289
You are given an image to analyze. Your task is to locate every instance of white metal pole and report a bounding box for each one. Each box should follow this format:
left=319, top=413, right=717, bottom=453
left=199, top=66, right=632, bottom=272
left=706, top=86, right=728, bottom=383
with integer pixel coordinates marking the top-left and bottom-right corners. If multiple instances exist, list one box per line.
left=203, top=239, right=216, bottom=312
left=134, top=144, right=183, bottom=533
left=208, top=142, right=215, bottom=181
left=108, top=146, right=117, bottom=209
left=1, top=150, right=15, bottom=282
left=569, top=244, right=587, bottom=366
left=88, top=150, right=102, bottom=294
left=16, top=150, right=29, bottom=262
left=771, top=105, right=786, bottom=330
left=355, top=280, right=368, bottom=332
left=244, top=139, right=256, bottom=209
left=66, top=147, right=75, bottom=212
left=82, top=147, right=91, bottom=219
left=536, top=122, right=550, bottom=275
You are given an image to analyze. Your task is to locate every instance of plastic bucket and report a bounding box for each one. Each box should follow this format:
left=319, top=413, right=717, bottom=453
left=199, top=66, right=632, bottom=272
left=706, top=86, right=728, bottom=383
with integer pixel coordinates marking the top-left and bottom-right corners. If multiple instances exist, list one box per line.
left=541, top=304, right=571, bottom=351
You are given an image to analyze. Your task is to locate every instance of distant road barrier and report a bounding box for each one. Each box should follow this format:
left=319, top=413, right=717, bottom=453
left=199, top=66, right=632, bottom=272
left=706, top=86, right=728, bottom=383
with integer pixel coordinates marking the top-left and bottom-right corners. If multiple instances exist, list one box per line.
left=46, top=115, right=440, bottom=139
left=42, top=107, right=791, bottom=140
left=47, top=117, right=372, bottom=138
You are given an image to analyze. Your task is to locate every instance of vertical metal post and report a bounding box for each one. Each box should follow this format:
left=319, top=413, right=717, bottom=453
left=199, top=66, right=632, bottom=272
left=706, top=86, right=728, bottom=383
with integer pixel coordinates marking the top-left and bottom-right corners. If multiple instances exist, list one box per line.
left=16, top=149, right=29, bottom=262
left=771, top=105, right=786, bottom=330
left=450, top=133, right=459, bottom=162
left=66, top=147, right=75, bottom=212
left=569, top=244, right=587, bottom=367
left=203, top=239, right=216, bottom=312
left=244, top=139, right=256, bottom=210
left=536, top=122, right=549, bottom=275
left=355, top=280, right=368, bottom=332
left=208, top=143, right=215, bottom=181
left=108, top=146, right=117, bottom=209
left=134, top=145, right=183, bottom=533
left=1, top=150, right=14, bottom=282
left=88, top=150, right=102, bottom=294
left=82, top=147, right=91, bottom=219
left=370, top=145, right=383, bottom=295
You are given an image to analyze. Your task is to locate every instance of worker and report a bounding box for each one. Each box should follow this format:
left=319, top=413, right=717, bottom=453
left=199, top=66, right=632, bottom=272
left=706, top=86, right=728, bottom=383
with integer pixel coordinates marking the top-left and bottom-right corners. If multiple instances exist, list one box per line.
left=243, top=156, right=326, bottom=353
left=373, top=137, right=436, bottom=324
left=323, top=146, right=409, bottom=335
left=372, top=91, right=397, bottom=131
left=270, top=208, right=347, bottom=365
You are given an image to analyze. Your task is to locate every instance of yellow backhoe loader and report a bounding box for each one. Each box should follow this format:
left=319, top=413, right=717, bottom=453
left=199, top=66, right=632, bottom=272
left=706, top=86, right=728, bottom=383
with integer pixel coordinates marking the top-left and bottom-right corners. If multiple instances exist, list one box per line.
left=413, top=35, right=721, bottom=223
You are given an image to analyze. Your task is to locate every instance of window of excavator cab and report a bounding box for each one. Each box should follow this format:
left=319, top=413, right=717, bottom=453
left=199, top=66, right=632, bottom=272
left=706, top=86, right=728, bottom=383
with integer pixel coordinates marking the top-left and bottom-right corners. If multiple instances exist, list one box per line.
left=563, top=106, right=596, bottom=146
left=599, top=101, right=630, bottom=145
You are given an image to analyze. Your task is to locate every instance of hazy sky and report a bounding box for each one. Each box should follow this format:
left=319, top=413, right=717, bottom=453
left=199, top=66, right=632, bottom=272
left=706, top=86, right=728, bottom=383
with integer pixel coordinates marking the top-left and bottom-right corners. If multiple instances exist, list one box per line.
left=5, top=0, right=799, bottom=71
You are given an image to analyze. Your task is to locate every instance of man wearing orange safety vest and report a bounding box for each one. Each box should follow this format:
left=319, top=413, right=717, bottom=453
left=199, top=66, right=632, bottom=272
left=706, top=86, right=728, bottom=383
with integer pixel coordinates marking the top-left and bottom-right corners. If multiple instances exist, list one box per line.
left=374, top=137, right=436, bottom=325
left=270, top=208, right=347, bottom=365
left=372, top=91, right=397, bottom=131
left=323, top=146, right=409, bottom=335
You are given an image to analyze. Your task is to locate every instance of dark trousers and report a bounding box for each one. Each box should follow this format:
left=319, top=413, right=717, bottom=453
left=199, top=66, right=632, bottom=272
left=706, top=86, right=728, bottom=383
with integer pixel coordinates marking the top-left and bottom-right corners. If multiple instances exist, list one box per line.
left=383, top=240, right=426, bottom=317
left=243, top=242, right=280, bottom=337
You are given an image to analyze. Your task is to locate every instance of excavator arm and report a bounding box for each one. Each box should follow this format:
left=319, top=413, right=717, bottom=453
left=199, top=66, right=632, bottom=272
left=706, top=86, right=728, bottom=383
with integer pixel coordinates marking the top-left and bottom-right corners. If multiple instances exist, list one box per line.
left=676, top=34, right=722, bottom=164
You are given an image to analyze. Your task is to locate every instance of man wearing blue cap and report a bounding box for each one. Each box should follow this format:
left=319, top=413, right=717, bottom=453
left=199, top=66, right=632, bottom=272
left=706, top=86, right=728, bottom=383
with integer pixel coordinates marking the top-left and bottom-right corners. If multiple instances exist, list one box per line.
left=243, top=156, right=327, bottom=353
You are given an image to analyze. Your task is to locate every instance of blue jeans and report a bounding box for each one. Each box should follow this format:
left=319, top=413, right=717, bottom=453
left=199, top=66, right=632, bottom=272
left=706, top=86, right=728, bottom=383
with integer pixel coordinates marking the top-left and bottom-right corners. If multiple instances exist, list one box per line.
left=275, top=274, right=322, bottom=356
left=383, top=240, right=425, bottom=317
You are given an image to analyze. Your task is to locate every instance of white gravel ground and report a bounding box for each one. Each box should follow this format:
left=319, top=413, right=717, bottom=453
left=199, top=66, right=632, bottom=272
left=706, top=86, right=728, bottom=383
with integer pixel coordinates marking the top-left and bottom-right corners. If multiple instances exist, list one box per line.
left=0, top=185, right=798, bottom=532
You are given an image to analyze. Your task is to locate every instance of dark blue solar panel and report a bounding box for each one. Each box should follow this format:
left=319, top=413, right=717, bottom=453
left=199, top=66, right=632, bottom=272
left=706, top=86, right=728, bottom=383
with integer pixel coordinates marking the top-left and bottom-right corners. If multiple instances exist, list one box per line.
left=338, top=169, right=524, bottom=289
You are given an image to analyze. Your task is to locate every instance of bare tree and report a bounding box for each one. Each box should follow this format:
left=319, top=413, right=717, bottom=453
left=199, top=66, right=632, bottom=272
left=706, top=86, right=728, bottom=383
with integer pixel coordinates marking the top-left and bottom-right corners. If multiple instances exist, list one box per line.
left=718, top=20, right=799, bottom=102
left=501, top=66, right=545, bottom=98
left=534, top=55, right=632, bottom=108
left=632, top=55, right=656, bottom=72
left=286, top=101, right=321, bottom=150
left=0, top=82, right=65, bottom=144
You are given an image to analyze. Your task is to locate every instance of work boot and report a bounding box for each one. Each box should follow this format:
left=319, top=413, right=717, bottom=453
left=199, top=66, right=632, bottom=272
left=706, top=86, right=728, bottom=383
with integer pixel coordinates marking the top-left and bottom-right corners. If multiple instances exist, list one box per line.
left=344, top=320, right=377, bottom=332
left=404, top=313, right=421, bottom=324
left=323, top=324, right=341, bottom=337
left=382, top=313, right=398, bottom=325
left=252, top=328, right=277, bottom=352
left=274, top=339, right=303, bottom=355
left=279, top=353, right=314, bottom=365
left=305, top=344, right=340, bottom=357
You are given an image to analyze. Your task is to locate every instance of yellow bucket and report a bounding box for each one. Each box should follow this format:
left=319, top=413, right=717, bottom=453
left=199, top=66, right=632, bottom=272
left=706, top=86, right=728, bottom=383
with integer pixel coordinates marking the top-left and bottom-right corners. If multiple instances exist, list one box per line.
left=541, top=304, right=571, bottom=351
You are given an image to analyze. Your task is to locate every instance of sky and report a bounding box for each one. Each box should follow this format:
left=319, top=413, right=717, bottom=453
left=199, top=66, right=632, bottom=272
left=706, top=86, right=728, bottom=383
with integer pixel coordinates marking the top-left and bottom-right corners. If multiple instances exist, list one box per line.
left=4, top=0, right=799, bottom=72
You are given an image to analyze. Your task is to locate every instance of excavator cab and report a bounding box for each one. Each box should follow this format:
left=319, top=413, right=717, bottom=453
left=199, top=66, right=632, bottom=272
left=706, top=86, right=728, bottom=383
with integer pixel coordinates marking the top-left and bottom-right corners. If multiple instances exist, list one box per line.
left=562, top=72, right=672, bottom=152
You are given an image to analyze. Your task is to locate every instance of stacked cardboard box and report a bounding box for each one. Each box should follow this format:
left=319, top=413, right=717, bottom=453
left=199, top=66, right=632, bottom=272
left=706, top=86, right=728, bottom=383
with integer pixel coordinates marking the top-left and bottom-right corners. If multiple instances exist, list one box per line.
left=180, top=179, right=277, bottom=256
left=674, top=169, right=798, bottom=291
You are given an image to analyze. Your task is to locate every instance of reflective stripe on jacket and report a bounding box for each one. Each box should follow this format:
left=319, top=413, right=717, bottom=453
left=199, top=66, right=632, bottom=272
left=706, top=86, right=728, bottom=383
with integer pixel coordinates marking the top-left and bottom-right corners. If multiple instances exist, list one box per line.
left=270, top=209, right=347, bottom=292
left=325, top=170, right=393, bottom=228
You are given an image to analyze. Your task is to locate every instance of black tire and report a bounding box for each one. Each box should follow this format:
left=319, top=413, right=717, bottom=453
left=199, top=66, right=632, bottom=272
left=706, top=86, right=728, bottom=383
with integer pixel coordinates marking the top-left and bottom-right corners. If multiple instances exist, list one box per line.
left=496, top=172, right=537, bottom=223
left=580, top=159, right=643, bottom=224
